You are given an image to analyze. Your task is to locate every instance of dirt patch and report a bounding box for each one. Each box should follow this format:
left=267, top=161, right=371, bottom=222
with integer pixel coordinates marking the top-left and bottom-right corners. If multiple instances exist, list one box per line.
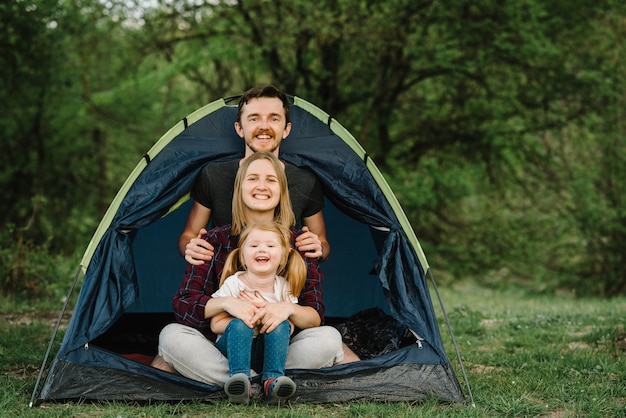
left=565, top=341, right=592, bottom=351
left=567, top=325, right=593, bottom=338
left=615, top=333, right=626, bottom=351
left=0, top=310, right=72, bottom=329
left=2, top=364, right=40, bottom=380
left=479, top=318, right=500, bottom=329
left=468, top=363, right=498, bottom=374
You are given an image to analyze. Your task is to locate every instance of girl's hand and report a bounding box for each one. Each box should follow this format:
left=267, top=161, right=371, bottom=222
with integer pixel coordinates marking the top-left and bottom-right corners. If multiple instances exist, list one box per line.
left=238, top=290, right=267, bottom=308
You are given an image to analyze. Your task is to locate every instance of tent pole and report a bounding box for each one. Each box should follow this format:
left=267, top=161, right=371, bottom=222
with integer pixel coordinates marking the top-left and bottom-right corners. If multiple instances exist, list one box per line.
left=427, top=268, right=476, bottom=407
left=29, top=264, right=83, bottom=407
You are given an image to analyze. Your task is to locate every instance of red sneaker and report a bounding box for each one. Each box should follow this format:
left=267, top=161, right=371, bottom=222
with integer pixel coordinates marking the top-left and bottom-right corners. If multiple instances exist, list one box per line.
left=263, top=376, right=296, bottom=405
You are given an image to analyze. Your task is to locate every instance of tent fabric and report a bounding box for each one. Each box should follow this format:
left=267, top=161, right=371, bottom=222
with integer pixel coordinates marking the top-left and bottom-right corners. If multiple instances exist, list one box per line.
left=40, top=345, right=461, bottom=403
left=33, top=97, right=465, bottom=405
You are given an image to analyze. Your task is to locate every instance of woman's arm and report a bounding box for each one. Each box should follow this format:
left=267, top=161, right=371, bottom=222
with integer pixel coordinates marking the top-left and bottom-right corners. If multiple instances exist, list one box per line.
left=173, top=227, right=234, bottom=327
left=209, top=311, right=233, bottom=334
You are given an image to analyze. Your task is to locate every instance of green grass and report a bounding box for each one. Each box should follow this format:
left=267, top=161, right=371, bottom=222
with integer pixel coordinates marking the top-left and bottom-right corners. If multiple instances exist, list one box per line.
left=1, top=282, right=625, bottom=417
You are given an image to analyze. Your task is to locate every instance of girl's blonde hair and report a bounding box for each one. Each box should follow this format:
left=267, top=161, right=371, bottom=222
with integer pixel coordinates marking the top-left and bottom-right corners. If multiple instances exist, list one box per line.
left=220, top=221, right=307, bottom=298
left=231, top=152, right=295, bottom=235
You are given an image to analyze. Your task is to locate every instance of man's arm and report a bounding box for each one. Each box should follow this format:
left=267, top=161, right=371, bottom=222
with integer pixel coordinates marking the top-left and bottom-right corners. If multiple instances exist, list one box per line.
left=179, top=201, right=214, bottom=264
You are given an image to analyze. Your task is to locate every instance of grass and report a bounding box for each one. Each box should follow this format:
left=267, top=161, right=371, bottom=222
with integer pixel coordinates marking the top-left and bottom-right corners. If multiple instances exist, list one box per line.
left=1, top=281, right=625, bottom=417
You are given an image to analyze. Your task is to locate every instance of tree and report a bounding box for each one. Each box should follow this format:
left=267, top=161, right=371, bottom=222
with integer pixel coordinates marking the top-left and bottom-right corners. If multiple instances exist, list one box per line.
left=3, top=0, right=626, bottom=296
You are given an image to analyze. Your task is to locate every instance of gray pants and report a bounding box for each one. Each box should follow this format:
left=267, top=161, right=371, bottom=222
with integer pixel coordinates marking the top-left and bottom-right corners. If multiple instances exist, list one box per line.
left=158, top=323, right=344, bottom=385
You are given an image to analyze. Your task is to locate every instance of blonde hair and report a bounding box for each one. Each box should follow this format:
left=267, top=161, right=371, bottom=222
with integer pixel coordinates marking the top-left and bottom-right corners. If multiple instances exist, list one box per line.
left=231, top=152, right=295, bottom=236
left=220, top=221, right=307, bottom=298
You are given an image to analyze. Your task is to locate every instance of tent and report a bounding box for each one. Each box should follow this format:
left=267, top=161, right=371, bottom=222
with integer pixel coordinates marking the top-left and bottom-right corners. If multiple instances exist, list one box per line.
left=31, top=95, right=471, bottom=406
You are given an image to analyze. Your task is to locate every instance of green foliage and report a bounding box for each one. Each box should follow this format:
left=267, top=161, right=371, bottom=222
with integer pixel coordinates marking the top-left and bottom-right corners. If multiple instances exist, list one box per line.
left=1, top=0, right=626, bottom=295
left=0, top=195, right=47, bottom=291
left=0, top=221, right=57, bottom=301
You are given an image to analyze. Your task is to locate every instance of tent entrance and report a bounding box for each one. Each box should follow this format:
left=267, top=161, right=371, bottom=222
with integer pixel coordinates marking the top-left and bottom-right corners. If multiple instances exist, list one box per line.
left=90, top=313, right=174, bottom=363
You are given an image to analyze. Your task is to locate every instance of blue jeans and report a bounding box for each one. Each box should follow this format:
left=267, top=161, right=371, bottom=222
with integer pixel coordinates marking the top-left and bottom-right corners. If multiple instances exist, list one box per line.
left=216, top=318, right=291, bottom=381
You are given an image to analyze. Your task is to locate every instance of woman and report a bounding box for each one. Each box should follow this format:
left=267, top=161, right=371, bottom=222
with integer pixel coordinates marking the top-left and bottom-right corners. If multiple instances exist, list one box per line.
left=154, top=152, right=344, bottom=396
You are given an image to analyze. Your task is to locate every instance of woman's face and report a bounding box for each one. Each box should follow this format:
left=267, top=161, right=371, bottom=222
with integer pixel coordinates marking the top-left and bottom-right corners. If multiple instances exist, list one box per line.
left=241, top=158, right=281, bottom=214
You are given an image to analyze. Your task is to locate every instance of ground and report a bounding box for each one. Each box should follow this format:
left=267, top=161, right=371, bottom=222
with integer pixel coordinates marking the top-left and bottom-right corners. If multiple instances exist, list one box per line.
left=1, top=310, right=72, bottom=380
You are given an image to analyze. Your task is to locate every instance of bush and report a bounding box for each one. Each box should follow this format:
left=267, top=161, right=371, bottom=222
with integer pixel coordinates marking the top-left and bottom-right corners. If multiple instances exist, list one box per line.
left=0, top=223, right=60, bottom=301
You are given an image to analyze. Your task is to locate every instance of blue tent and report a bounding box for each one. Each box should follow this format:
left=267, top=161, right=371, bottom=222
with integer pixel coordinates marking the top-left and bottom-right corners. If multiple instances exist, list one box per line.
left=31, top=96, right=468, bottom=405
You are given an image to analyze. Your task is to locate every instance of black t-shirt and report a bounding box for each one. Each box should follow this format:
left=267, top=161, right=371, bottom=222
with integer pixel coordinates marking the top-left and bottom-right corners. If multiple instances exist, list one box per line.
left=191, top=159, right=325, bottom=228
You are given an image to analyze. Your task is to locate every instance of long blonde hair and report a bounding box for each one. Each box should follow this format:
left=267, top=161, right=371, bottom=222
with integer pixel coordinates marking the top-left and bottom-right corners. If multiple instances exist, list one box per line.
left=231, top=152, right=295, bottom=235
left=220, top=221, right=307, bottom=298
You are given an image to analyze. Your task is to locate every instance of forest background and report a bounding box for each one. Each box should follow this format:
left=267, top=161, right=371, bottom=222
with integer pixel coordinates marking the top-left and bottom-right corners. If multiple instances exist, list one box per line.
left=1, top=0, right=626, bottom=305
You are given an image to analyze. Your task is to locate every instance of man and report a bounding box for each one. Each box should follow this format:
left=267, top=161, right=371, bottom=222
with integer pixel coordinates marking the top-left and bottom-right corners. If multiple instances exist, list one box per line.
left=152, top=86, right=358, bottom=380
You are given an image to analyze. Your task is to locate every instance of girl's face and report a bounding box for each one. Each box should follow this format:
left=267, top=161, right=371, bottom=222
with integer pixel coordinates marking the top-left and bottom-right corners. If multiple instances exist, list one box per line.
left=242, top=228, right=283, bottom=276
left=241, top=158, right=281, bottom=214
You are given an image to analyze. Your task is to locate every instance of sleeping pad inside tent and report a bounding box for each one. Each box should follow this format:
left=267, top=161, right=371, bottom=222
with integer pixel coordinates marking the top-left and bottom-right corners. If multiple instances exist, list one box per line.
left=31, top=96, right=467, bottom=405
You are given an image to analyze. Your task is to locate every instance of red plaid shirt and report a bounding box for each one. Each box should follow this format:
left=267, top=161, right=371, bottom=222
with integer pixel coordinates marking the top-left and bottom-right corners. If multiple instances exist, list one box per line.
left=172, top=224, right=325, bottom=340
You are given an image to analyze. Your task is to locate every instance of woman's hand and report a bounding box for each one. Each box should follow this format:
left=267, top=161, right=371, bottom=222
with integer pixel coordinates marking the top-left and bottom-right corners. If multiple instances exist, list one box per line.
left=209, top=297, right=259, bottom=333
left=252, top=302, right=295, bottom=334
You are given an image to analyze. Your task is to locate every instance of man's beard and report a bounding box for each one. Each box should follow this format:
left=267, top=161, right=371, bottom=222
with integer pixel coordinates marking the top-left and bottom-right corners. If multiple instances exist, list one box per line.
left=246, top=130, right=280, bottom=153
left=247, top=143, right=279, bottom=153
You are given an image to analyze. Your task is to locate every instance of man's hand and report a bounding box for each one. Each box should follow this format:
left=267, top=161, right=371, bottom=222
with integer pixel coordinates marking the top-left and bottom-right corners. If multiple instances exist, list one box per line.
left=184, top=228, right=214, bottom=265
left=295, top=226, right=323, bottom=259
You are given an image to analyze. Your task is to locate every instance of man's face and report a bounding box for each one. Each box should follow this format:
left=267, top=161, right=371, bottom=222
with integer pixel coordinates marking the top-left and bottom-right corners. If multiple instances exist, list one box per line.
left=235, top=97, right=291, bottom=155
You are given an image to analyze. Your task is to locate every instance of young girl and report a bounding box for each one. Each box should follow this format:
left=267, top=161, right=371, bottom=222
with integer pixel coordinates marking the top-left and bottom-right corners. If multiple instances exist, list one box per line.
left=210, top=221, right=307, bottom=404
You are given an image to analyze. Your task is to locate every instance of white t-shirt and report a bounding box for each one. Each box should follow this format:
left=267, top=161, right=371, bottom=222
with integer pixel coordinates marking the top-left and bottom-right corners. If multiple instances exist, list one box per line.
left=211, top=271, right=298, bottom=304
